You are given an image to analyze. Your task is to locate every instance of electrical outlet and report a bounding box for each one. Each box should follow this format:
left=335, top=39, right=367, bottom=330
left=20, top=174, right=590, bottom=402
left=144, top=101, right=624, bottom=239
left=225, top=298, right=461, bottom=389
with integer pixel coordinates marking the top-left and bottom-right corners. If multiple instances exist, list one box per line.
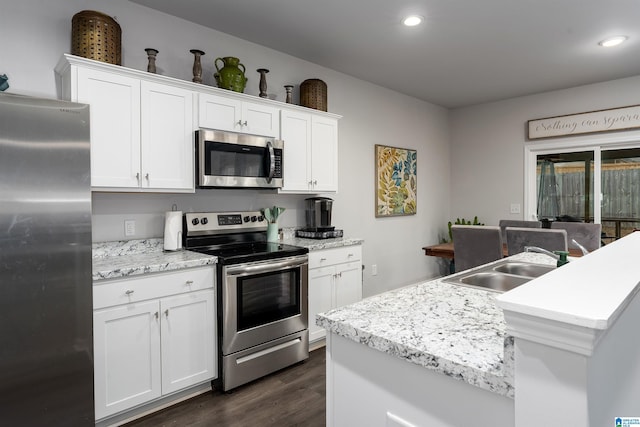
left=371, top=264, right=378, bottom=276
left=510, top=203, right=521, bottom=214
left=124, top=220, right=136, bottom=236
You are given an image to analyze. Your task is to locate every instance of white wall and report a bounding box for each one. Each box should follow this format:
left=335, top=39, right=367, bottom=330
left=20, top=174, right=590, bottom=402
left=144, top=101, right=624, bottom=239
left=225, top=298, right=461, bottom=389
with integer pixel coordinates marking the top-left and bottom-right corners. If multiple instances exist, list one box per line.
left=450, top=76, right=640, bottom=227
left=2, top=0, right=450, bottom=297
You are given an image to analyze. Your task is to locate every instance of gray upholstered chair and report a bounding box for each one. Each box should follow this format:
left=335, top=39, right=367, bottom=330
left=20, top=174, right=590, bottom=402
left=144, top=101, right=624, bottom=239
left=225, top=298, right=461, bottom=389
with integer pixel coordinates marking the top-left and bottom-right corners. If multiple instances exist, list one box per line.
left=505, top=227, right=568, bottom=255
left=498, top=219, right=542, bottom=244
left=551, top=222, right=602, bottom=253
left=451, top=225, right=503, bottom=273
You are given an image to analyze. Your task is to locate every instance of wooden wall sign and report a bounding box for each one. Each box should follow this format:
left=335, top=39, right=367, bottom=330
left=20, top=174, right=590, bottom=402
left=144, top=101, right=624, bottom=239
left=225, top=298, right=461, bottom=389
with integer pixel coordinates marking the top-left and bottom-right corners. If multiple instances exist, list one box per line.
left=528, top=105, right=640, bottom=140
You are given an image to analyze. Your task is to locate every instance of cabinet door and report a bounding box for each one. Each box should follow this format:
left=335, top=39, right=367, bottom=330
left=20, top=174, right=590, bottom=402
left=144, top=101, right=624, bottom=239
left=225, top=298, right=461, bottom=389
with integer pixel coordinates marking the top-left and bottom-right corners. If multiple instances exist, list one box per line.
left=280, top=109, right=312, bottom=192
left=335, top=261, right=363, bottom=308
left=76, top=67, right=141, bottom=188
left=94, top=301, right=161, bottom=420
left=242, top=102, right=280, bottom=137
left=308, top=266, right=335, bottom=343
left=141, top=81, right=194, bottom=191
left=198, top=93, right=242, bottom=132
left=311, top=115, right=338, bottom=192
left=160, top=290, right=216, bottom=394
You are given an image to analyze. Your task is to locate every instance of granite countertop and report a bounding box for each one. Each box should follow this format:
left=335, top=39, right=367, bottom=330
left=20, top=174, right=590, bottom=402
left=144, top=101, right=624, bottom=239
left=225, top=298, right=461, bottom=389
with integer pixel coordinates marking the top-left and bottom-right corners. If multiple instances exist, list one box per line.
left=316, top=252, right=556, bottom=399
left=281, top=236, right=364, bottom=251
left=92, top=234, right=362, bottom=282
left=92, top=239, right=216, bottom=282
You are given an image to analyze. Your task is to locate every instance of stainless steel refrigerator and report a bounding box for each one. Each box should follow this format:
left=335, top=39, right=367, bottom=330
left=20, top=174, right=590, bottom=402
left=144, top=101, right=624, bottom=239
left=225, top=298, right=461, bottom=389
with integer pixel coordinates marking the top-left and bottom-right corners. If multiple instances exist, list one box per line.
left=0, top=93, right=94, bottom=424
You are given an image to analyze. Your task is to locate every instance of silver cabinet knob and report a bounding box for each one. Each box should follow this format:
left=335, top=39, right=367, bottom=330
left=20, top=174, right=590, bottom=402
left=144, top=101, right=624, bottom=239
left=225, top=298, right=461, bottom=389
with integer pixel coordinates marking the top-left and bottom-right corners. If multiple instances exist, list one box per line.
left=185, top=280, right=194, bottom=286
left=154, top=312, right=159, bottom=319
left=136, top=172, right=140, bottom=181
left=145, top=173, right=149, bottom=180
left=125, top=289, right=134, bottom=295
left=164, top=309, right=169, bottom=317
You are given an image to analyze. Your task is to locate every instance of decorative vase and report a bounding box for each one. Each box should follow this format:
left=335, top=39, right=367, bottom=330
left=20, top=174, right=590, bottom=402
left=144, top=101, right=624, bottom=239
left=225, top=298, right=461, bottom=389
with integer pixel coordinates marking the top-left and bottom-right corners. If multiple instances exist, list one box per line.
left=145, top=48, right=158, bottom=73
left=284, top=85, right=293, bottom=103
left=267, top=223, right=279, bottom=242
left=190, top=49, right=205, bottom=83
left=214, top=56, right=247, bottom=92
left=257, top=68, right=269, bottom=98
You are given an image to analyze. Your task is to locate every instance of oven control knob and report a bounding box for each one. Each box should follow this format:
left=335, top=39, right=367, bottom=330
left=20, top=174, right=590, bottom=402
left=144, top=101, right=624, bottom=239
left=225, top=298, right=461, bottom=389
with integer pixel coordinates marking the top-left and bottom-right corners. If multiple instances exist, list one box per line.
left=192, top=218, right=199, bottom=225
left=243, top=216, right=250, bottom=223
left=251, top=215, right=257, bottom=222
left=201, top=217, right=208, bottom=225
left=258, top=215, right=264, bottom=222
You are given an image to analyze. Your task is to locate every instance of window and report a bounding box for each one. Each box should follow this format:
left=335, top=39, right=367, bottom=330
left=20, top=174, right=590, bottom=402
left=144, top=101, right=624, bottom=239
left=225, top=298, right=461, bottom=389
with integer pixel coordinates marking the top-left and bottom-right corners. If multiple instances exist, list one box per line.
left=526, top=139, right=640, bottom=241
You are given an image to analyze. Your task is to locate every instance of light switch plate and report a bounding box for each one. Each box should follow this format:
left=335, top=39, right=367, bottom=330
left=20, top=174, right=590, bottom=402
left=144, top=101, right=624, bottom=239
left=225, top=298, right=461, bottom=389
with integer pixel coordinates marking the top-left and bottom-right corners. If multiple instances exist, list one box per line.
left=510, top=203, right=521, bottom=214
left=124, top=220, right=136, bottom=236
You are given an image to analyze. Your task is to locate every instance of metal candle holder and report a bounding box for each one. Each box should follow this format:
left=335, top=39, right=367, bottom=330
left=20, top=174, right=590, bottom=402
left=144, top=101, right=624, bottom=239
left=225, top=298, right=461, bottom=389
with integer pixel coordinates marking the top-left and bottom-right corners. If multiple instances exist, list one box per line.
left=190, top=49, right=205, bottom=83
left=284, top=85, right=294, bottom=104
left=145, top=48, right=158, bottom=73
left=257, top=68, right=269, bottom=98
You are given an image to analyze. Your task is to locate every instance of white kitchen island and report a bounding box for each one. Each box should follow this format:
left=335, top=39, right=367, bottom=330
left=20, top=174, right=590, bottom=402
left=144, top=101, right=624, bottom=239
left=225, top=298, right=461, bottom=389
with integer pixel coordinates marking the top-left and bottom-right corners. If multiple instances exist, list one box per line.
left=318, top=233, right=640, bottom=427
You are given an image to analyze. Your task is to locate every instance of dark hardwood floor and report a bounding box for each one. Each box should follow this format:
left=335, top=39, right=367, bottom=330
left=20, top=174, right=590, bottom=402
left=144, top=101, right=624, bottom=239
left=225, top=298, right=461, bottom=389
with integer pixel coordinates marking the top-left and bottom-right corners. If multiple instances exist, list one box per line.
left=124, top=348, right=326, bottom=427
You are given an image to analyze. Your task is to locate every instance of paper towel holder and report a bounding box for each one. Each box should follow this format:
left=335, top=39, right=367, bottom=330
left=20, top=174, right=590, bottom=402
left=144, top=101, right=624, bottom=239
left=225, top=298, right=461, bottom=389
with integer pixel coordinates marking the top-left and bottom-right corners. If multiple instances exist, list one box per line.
left=163, top=204, right=183, bottom=251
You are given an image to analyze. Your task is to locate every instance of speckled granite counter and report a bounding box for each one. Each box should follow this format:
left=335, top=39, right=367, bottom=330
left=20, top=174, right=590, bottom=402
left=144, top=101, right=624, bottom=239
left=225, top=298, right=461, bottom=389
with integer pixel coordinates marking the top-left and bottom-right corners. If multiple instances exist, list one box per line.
left=316, top=252, right=556, bottom=399
left=281, top=236, right=364, bottom=251
left=92, top=239, right=216, bottom=282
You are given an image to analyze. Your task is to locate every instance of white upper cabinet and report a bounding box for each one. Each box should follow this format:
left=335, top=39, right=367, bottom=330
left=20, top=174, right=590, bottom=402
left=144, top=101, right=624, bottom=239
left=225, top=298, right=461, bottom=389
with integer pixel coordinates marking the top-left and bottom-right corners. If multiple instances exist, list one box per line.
left=76, top=67, right=141, bottom=189
left=280, top=109, right=339, bottom=193
left=56, top=55, right=195, bottom=192
left=198, top=93, right=280, bottom=137
left=140, top=81, right=194, bottom=190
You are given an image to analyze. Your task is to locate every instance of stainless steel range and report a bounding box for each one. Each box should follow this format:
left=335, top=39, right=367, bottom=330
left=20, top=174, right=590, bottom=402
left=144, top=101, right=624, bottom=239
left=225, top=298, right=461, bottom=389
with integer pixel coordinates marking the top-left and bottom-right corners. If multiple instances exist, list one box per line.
left=183, top=211, right=309, bottom=391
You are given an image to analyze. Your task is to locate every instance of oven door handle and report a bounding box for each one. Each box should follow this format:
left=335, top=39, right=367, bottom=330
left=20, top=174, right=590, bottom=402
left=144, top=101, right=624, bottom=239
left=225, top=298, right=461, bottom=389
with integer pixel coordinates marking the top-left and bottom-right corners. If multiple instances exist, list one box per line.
left=225, top=256, right=308, bottom=276
left=265, top=140, right=275, bottom=183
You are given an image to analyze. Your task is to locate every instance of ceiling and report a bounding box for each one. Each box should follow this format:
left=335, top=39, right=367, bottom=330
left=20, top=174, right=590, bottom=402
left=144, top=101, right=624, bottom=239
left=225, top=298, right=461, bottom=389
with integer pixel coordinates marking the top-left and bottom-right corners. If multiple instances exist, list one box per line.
left=131, top=0, right=640, bottom=109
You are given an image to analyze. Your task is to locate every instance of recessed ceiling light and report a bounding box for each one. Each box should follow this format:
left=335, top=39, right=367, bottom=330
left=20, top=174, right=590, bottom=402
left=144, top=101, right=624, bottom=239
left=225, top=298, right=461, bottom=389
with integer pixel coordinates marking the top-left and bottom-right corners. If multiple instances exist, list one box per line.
left=403, top=15, right=423, bottom=27
left=598, top=36, right=628, bottom=47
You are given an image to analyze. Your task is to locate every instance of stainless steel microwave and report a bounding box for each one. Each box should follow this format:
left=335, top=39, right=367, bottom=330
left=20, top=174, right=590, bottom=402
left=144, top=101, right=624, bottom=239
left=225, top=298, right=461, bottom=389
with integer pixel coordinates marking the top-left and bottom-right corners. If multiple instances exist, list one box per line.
left=196, top=129, right=283, bottom=189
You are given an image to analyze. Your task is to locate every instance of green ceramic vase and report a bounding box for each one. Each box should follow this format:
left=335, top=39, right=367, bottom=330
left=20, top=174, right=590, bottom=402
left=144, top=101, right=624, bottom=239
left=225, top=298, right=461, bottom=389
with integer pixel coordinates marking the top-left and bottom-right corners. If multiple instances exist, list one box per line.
left=214, top=57, right=247, bottom=92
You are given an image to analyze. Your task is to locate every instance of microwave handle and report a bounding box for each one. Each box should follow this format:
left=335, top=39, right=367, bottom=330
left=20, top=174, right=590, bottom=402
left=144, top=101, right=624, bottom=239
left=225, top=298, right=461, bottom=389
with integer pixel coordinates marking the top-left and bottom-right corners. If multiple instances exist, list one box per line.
left=266, top=140, right=275, bottom=183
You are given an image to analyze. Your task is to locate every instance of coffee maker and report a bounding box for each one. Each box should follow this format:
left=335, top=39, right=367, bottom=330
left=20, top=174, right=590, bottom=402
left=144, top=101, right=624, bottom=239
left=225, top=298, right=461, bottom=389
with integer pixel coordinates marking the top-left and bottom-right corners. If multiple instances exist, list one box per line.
left=296, top=197, right=344, bottom=239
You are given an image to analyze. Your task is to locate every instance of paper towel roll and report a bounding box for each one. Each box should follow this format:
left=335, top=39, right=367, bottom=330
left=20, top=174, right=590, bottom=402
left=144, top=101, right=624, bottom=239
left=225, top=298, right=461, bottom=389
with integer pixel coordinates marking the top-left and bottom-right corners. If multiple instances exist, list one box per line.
left=163, top=210, right=183, bottom=251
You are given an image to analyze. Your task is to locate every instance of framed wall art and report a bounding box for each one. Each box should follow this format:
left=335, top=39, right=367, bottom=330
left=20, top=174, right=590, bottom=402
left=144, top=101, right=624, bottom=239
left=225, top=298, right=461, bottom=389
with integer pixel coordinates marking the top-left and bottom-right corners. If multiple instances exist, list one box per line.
left=375, top=144, right=417, bottom=217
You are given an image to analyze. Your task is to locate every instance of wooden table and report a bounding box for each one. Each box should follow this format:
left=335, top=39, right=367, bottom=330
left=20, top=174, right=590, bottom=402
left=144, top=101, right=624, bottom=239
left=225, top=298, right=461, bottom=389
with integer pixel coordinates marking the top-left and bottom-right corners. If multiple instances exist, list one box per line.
left=422, top=242, right=582, bottom=259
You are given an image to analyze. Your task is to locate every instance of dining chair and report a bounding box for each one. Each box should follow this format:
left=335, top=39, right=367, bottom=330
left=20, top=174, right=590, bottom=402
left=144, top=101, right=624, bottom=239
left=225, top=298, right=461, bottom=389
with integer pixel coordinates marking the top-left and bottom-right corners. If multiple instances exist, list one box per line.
left=498, top=219, right=542, bottom=243
left=451, top=225, right=503, bottom=273
left=550, top=222, right=602, bottom=253
left=505, top=227, right=568, bottom=255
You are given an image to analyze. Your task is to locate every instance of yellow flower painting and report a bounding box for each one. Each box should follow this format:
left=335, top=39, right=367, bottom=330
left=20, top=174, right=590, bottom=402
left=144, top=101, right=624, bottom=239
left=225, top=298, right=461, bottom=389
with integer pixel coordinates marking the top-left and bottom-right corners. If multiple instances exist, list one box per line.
left=375, top=144, right=417, bottom=217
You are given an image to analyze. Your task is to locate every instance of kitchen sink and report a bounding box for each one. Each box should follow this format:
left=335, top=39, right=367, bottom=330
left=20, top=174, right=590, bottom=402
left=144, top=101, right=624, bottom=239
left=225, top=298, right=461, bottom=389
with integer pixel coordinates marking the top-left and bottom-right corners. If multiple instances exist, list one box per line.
left=493, top=262, right=555, bottom=278
left=442, top=259, right=556, bottom=293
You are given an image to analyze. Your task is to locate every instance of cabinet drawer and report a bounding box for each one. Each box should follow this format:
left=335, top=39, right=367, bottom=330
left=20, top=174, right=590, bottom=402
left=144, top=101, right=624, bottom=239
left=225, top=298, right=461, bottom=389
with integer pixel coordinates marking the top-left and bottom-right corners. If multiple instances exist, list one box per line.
left=309, top=245, right=362, bottom=269
left=94, top=267, right=215, bottom=310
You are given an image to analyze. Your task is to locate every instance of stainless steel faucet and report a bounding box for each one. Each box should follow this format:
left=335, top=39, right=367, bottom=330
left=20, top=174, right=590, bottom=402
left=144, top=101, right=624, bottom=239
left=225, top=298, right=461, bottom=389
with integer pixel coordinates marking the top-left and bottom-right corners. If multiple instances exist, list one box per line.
left=571, top=239, right=589, bottom=256
left=524, top=246, right=559, bottom=259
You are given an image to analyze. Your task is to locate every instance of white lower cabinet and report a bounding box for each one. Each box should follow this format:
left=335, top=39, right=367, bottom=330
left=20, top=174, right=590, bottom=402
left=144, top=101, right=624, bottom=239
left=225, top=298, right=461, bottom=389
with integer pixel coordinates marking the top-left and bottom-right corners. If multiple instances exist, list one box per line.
left=93, top=267, right=216, bottom=421
left=308, top=246, right=362, bottom=343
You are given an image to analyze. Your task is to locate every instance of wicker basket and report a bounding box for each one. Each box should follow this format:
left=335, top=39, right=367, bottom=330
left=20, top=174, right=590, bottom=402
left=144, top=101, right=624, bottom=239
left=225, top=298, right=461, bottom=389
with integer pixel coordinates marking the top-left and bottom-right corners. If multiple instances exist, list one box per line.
left=300, top=79, right=327, bottom=111
left=71, top=10, right=121, bottom=65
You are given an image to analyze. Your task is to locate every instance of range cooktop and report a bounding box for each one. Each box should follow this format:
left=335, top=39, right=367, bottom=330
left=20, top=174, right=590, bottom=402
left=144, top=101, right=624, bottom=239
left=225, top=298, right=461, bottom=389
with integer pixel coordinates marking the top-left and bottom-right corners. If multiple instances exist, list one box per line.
left=183, top=211, right=308, bottom=264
